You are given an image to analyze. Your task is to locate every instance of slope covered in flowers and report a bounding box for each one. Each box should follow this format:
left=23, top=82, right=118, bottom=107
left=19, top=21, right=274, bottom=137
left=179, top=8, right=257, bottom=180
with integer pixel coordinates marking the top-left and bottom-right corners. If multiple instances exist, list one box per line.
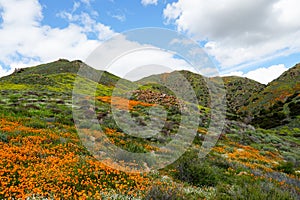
left=0, top=117, right=150, bottom=199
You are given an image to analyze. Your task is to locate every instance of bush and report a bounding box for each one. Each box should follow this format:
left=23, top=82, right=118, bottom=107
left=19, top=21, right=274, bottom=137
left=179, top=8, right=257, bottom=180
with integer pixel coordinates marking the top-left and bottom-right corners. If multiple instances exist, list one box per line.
left=171, top=151, right=221, bottom=187
left=276, top=162, right=294, bottom=174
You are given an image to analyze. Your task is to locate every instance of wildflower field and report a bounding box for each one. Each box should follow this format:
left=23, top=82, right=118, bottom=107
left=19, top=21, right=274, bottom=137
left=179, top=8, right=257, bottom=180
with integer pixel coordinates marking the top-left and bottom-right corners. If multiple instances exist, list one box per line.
left=0, top=59, right=299, bottom=199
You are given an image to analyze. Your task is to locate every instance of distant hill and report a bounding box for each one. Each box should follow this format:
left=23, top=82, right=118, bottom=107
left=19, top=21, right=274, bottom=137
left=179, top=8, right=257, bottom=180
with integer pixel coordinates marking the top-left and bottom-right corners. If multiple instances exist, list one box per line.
left=137, top=70, right=210, bottom=106
left=0, top=59, right=135, bottom=94
left=136, top=63, right=300, bottom=129
left=137, top=70, right=266, bottom=121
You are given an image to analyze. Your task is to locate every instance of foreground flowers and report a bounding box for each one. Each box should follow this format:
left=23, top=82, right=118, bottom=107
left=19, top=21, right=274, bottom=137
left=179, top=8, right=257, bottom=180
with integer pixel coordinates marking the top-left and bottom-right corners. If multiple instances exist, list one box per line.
left=0, top=118, right=149, bottom=199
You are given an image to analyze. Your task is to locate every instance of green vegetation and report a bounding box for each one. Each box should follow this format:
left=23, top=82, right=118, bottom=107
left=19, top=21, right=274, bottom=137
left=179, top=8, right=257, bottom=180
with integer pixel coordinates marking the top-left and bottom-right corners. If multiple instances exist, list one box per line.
left=241, top=63, right=300, bottom=128
left=0, top=59, right=299, bottom=199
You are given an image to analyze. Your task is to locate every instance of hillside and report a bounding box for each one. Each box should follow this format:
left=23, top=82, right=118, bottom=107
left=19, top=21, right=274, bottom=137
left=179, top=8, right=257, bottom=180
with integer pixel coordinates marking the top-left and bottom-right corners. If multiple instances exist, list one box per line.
left=137, top=70, right=266, bottom=121
left=0, top=59, right=299, bottom=199
left=3, top=59, right=132, bottom=88
left=137, top=70, right=210, bottom=106
left=220, top=76, right=265, bottom=120
left=239, top=63, right=300, bottom=128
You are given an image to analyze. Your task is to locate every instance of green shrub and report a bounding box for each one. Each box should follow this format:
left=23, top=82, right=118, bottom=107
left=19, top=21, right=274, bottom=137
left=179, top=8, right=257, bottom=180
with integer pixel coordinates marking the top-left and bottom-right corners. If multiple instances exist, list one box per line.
left=276, top=161, right=294, bottom=174
left=172, top=151, right=221, bottom=187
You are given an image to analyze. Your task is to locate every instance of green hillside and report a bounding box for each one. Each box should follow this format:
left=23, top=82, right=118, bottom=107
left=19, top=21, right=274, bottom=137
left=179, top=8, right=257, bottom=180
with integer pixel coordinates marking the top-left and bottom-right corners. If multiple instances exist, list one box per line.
left=137, top=70, right=210, bottom=106
left=239, top=63, right=300, bottom=128
left=220, top=76, right=265, bottom=120
left=4, top=59, right=130, bottom=87
left=137, top=70, right=266, bottom=121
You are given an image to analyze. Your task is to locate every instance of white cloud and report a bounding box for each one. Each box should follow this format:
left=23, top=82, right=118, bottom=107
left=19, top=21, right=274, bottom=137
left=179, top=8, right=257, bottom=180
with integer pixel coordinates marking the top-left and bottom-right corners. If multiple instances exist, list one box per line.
left=57, top=9, right=114, bottom=40
left=85, top=34, right=195, bottom=81
left=163, top=0, right=300, bottom=70
left=72, top=2, right=81, bottom=12
left=107, top=8, right=127, bottom=22
left=141, top=0, right=158, bottom=6
left=108, top=49, right=192, bottom=81
left=222, top=64, right=288, bottom=84
left=0, top=0, right=222, bottom=80
left=80, top=0, right=93, bottom=6
left=111, top=14, right=126, bottom=22
left=0, top=0, right=115, bottom=77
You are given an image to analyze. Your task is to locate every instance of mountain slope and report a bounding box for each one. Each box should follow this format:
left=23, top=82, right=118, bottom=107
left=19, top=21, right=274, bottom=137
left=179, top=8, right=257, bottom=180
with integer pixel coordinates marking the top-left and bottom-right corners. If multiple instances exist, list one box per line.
left=0, top=59, right=131, bottom=126
left=216, top=76, right=265, bottom=120
left=3, top=59, right=133, bottom=88
left=240, top=63, right=300, bottom=128
left=137, top=70, right=210, bottom=106
left=137, top=70, right=265, bottom=121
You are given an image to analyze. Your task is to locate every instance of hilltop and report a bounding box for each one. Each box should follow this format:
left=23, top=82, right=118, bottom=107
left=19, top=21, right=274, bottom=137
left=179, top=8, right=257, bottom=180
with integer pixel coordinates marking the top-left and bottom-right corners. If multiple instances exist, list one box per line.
left=0, top=59, right=299, bottom=199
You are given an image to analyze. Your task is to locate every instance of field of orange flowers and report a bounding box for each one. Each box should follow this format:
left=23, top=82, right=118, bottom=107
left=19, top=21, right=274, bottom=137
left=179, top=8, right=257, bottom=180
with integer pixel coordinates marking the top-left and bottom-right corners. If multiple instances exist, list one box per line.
left=97, top=96, right=155, bottom=110
left=0, top=94, right=299, bottom=199
left=213, top=142, right=282, bottom=172
left=0, top=117, right=150, bottom=199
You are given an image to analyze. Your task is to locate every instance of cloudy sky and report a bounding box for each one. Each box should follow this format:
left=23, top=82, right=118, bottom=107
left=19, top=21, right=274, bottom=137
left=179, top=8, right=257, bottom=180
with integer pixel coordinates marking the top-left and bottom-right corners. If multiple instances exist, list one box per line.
left=0, top=0, right=299, bottom=84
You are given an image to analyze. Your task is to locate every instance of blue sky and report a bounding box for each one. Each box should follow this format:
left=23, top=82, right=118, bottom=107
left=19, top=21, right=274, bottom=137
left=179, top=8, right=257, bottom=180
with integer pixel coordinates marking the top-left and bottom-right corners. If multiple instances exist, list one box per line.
left=40, top=0, right=177, bottom=33
left=0, top=0, right=299, bottom=84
